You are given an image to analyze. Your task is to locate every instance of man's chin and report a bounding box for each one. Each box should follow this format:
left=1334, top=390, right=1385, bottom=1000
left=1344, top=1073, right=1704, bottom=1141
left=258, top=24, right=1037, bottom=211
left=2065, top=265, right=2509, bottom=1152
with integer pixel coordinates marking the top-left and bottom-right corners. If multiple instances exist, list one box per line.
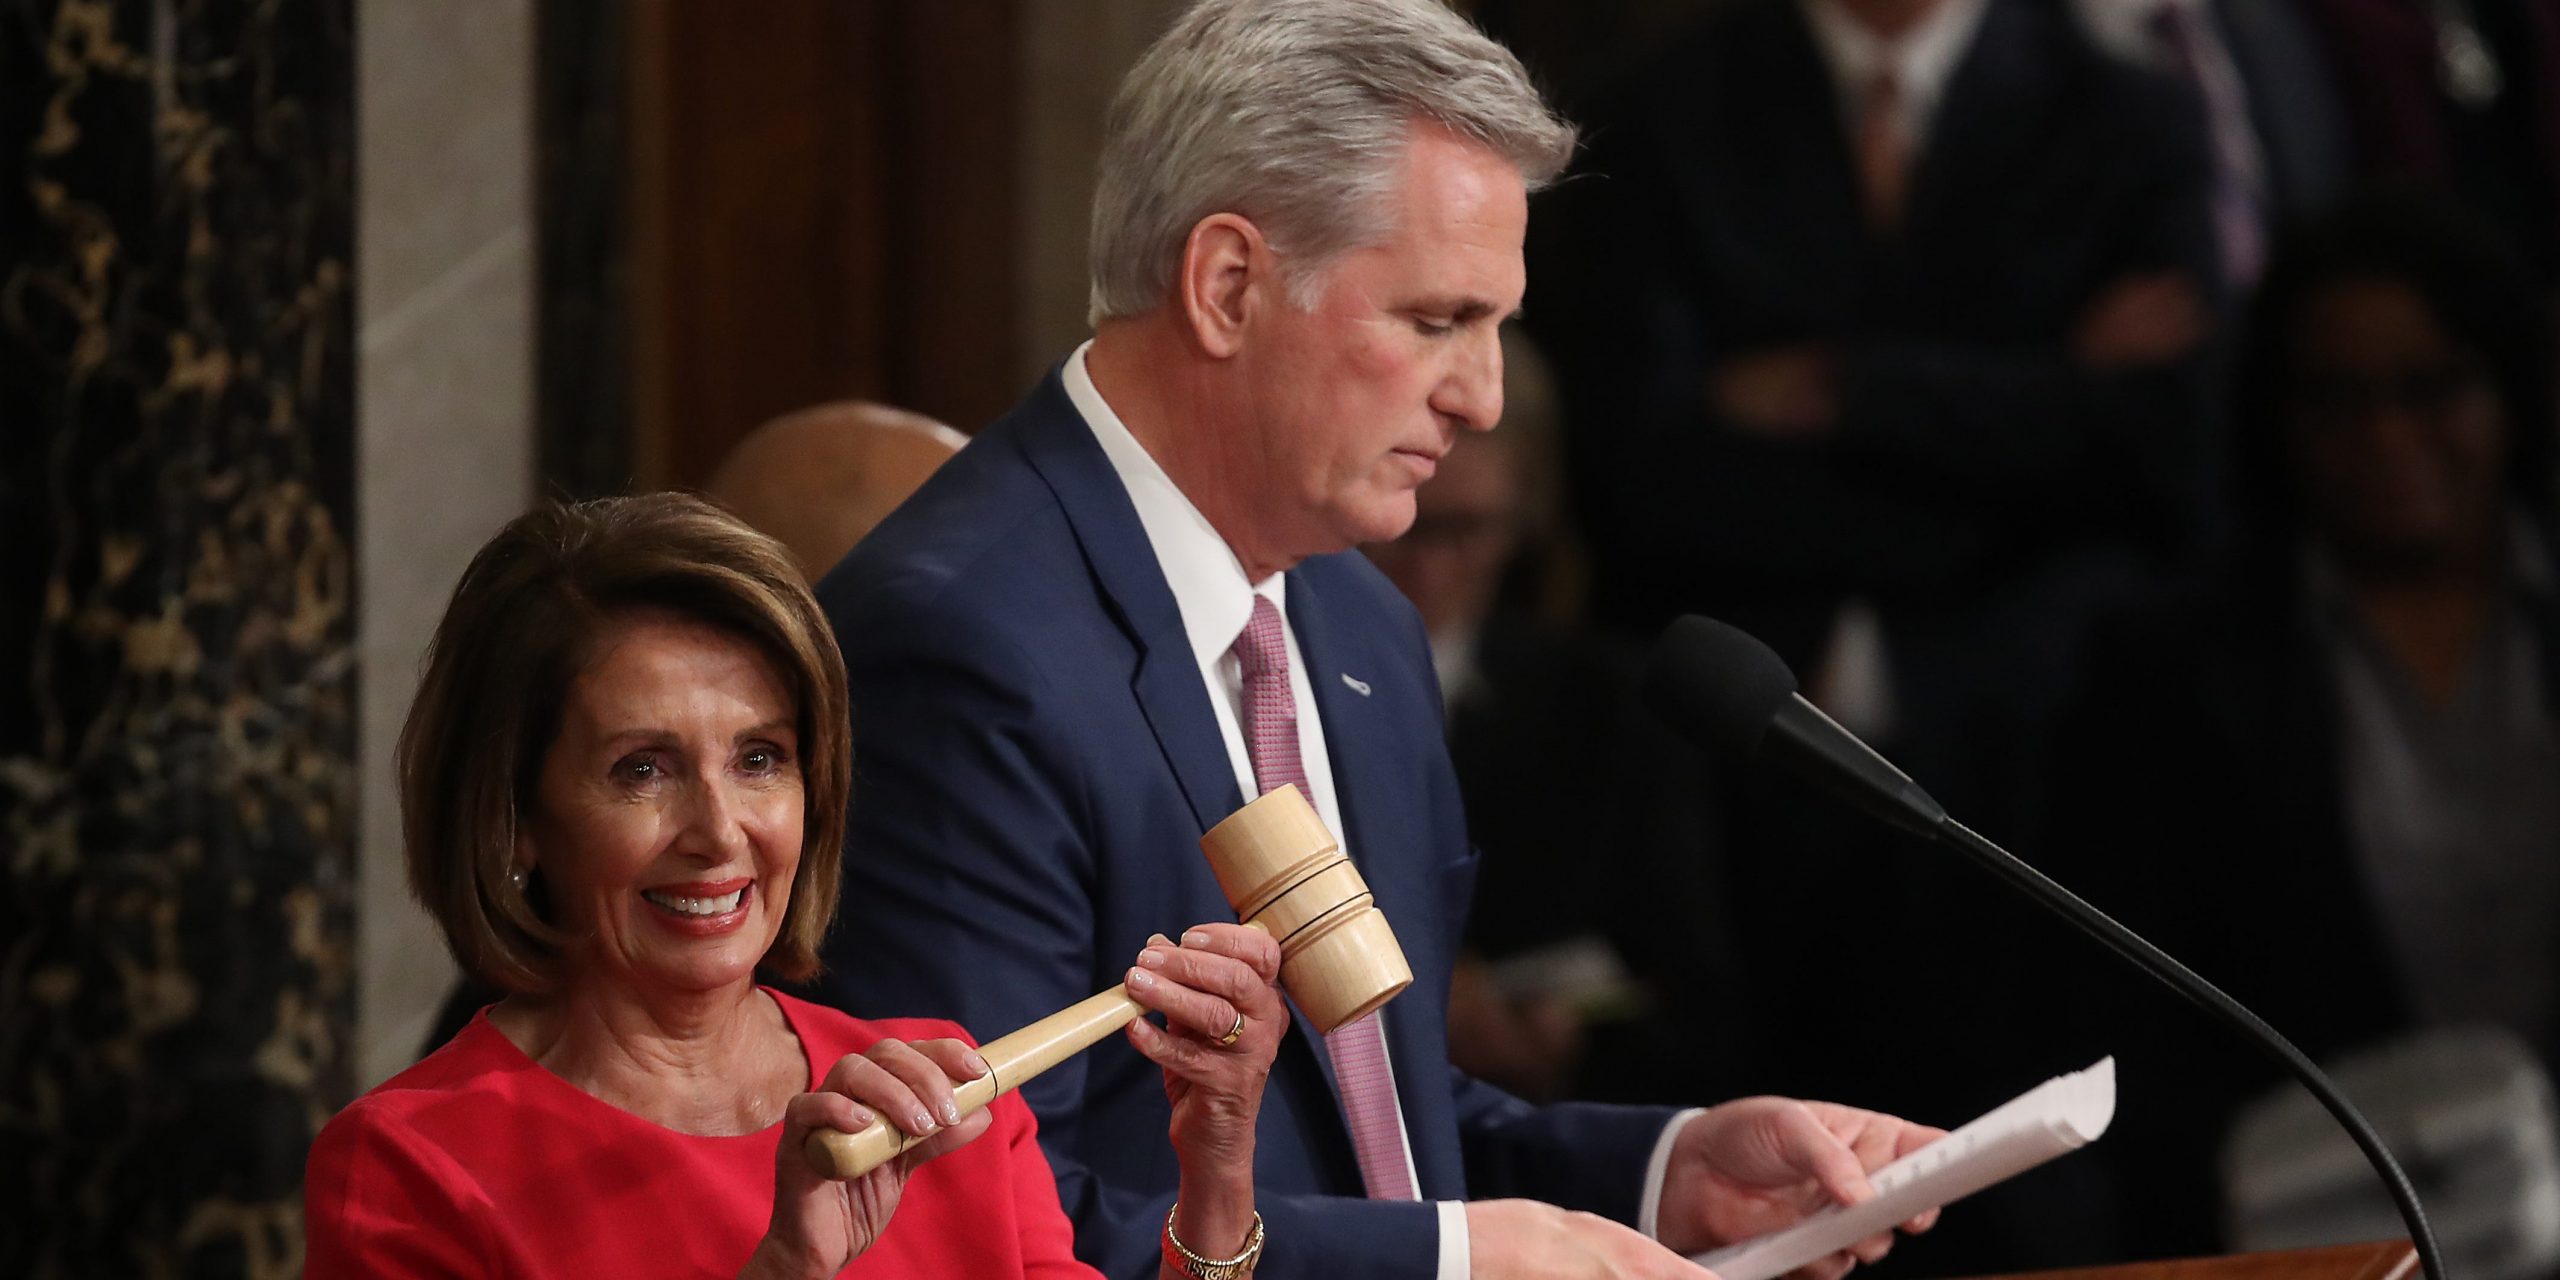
left=1341, top=497, right=1420, bottom=548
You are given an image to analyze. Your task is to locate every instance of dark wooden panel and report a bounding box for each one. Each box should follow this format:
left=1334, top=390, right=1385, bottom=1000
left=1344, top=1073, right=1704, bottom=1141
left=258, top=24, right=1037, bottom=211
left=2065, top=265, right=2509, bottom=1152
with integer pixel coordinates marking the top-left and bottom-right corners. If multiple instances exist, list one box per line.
left=881, top=0, right=1024, bottom=435
left=1967, top=1241, right=2421, bottom=1280
left=621, top=0, right=1018, bottom=492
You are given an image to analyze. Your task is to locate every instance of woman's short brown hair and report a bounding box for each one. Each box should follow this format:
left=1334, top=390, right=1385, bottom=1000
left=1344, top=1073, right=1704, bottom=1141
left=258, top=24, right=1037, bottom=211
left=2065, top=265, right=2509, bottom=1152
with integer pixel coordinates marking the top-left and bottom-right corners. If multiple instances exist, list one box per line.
left=399, top=493, right=850, bottom=992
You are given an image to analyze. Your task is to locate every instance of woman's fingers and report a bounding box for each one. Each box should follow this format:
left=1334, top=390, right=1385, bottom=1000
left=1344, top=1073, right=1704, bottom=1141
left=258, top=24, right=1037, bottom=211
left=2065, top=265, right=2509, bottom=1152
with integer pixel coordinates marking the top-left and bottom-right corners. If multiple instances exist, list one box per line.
left=819, top=1041, right=967, bottom=1140
left=1127, top=950, right=1257, bottom=1044
left=1126, top=1014, right=1217, bottom=1075
left=1172, top=922, right=1283, bottom=983
left=904, top=1103, right=996, bottom=1164
left=1125, top=926, right=1288, bottom=1041
left=784, top=1088, right=877, bottom=1141
left=906, top=1038, right=992, bottom=1096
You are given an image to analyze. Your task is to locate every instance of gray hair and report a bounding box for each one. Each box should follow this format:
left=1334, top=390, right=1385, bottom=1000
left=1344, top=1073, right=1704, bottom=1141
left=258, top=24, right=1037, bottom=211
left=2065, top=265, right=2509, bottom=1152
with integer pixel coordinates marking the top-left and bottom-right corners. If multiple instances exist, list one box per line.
left=1087, top=0, right=1577, bottom=323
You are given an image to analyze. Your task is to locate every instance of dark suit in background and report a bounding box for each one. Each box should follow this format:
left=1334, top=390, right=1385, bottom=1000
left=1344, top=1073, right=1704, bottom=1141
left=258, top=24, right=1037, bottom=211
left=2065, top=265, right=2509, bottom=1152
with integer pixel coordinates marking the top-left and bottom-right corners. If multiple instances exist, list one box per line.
left=805, top=372, right=1679, bottom=1280
left=1525, top=2, right=2222, bottom=1270
left=1531, top=0, right=2221, bottom=813
left=2064, top=0, right=2357, bottom=251
left=2296, top=0, right=2560, bottom=284
left=2213, top=0, right=2357, bottom=227
left=1441, top=617, right=1752, bottom=1108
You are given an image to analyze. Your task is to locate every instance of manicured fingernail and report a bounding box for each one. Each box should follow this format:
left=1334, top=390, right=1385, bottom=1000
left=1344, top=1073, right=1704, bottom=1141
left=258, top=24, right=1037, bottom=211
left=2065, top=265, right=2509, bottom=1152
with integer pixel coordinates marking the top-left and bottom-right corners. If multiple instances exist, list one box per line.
left=1127, top=967, right=1156, bottom=989
left=965, top=1052, right=989, bottom=1077
left=1148, top=932, right=1173, bottom=945
left=940, top=1099, right=960, bottom=1124
left=913, top=1110, right=936, bottom=1132
left=846, top=1107, right=873, bottom=1130
left=1137, top=948, right=1167, bottom=968
left=1182, top=931, right=1208, bottom=947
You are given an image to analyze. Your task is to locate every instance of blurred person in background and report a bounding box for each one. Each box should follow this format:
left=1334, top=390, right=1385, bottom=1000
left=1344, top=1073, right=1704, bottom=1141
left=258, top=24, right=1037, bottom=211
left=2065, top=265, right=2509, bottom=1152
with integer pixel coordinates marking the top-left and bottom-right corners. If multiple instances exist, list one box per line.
left=2068, top=0, right=2358, bottom=294
left=1523, top=0, right=2225, bottom=1269
left=2289, top=0, right=2560, bottom=287
left=705, top=402, right=971, bottom=585
left=1363, top=332, right=1748, bottom=1109
left=2039, top=192, right=2560, bottom=1260
left=320, top=494, right=1287, bottom=1278
left=1528, top=0, right=2223, bottom=803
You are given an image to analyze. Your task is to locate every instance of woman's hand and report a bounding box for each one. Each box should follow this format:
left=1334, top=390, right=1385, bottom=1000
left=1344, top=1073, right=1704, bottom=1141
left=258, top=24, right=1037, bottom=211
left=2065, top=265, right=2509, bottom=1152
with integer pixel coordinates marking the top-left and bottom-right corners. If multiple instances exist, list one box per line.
left=746, top=1038, right=996, bottom=1280
left=1122, top=923, right=1287, bottom=1261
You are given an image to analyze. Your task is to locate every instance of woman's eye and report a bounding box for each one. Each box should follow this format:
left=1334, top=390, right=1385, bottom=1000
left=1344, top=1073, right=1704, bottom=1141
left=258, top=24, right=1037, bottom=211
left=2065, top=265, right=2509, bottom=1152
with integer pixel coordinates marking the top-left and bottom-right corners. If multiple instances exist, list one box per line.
left=741, top=745, right=790, bottom=774
left=614, top=755, right=660, bottom=783
left=1413, top=317, right=1453, bottom=337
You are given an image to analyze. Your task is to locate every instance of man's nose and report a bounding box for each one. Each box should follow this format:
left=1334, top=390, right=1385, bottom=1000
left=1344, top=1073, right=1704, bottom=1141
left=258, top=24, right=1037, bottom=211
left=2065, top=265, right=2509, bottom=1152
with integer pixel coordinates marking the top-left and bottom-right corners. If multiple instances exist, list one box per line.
left=1437, top=332, right=1505, bottom=432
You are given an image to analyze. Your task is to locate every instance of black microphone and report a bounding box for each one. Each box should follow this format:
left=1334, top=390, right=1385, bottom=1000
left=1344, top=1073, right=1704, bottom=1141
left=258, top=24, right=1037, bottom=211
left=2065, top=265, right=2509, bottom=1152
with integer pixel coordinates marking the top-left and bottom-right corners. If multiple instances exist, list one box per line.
left=1642, top=614, right=2445, bottom=1280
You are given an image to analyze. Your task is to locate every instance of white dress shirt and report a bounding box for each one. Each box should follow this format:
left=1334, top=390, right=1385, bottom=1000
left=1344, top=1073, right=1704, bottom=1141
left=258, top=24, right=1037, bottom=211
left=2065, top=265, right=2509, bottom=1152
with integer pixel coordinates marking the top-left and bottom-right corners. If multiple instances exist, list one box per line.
left=1803, top=0, right=1992, bottom=158
left=1063, top=343, right=1708, bottom=1275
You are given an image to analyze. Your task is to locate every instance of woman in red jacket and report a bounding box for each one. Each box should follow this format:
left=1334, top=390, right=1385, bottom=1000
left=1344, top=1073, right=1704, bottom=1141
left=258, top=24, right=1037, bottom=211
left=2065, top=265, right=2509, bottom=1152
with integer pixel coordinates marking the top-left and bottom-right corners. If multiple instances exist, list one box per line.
left=306, top=494, right=1283, bottom=1278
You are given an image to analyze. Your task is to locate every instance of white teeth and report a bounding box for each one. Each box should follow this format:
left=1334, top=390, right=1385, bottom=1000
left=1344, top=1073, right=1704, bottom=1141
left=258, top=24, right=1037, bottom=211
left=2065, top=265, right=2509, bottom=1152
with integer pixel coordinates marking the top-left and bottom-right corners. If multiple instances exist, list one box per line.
left=643, top=888, right=744, bottom=916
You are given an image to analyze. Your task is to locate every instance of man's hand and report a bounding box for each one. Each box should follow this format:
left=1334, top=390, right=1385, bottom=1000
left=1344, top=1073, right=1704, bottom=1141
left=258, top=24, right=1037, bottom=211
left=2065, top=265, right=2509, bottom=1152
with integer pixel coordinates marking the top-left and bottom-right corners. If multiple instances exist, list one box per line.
left=1653, top=1099, right=1947, bottom=1280
left=1710, top=346, right=1838, bottom=439
left=1465, top=1199, right=1719, bottom=1280
left=2072, top=271, right=2206, bottom=372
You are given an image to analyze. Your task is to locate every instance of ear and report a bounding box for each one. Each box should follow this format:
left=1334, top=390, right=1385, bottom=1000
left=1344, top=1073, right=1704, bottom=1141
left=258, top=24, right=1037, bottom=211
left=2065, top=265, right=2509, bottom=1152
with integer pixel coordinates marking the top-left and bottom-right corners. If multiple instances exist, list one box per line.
left=1177, top=212, right=1269, bottom=359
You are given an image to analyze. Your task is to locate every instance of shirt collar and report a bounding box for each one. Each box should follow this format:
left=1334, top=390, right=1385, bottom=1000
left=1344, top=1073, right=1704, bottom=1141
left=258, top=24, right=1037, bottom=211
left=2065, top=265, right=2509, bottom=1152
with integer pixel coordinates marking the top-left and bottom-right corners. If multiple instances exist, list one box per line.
left=1802, top=0, right=1991, bottom=138
left=1062, top=340, right=1284, bottom=671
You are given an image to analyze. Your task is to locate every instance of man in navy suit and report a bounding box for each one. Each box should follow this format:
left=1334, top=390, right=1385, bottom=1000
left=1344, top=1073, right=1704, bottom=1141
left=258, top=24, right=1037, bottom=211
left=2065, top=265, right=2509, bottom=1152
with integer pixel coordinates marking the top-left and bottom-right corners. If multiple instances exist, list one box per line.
left=809, top=2, right=1943, bottom=1277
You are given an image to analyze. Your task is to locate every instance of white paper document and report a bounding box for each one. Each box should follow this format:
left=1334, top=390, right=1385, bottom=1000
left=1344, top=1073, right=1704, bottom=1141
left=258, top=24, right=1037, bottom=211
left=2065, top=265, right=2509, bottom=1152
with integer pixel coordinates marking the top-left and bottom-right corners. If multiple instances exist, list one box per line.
left=1692, top=1057, right=2117, bottom=1280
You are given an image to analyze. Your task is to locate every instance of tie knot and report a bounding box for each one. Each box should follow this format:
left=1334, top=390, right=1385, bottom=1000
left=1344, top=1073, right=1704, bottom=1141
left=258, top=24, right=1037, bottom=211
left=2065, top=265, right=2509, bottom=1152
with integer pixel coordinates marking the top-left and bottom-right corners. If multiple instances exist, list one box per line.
left=1233, top=594, right=1289, bottom=680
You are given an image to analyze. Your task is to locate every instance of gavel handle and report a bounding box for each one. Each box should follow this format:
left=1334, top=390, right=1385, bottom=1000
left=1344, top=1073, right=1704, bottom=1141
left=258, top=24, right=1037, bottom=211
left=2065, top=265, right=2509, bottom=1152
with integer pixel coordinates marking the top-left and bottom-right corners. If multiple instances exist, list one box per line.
left=803, top=985, right=1144, bottom=1180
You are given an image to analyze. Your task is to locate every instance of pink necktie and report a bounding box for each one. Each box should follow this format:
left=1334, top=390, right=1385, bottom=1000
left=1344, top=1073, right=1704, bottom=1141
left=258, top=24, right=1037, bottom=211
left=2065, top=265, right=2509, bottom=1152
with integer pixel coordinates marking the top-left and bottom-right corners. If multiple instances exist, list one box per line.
left=2149, top=3, right=2265, bottom=286
left=1232, top=594, right=1418, bottom=1201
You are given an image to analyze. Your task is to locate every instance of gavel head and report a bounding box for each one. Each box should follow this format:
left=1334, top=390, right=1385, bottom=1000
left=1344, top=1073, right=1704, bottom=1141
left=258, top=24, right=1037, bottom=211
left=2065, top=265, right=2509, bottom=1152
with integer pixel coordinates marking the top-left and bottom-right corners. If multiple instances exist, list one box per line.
left=1198, top=784, right=1414, bottom=1033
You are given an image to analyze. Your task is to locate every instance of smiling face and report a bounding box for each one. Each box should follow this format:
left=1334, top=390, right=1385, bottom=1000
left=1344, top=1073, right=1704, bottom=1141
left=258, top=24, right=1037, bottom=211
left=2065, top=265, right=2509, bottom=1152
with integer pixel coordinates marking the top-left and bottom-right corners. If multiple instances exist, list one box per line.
left=520, top=610, right=806, bottom=1000
left=1235, top=123, right=1527, bottom=567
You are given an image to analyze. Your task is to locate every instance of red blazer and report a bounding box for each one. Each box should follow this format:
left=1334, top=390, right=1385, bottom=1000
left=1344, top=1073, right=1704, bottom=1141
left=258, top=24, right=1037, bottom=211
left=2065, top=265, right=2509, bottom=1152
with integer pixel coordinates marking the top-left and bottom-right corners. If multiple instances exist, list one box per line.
left=305, top=989, right=1094, bottom=1278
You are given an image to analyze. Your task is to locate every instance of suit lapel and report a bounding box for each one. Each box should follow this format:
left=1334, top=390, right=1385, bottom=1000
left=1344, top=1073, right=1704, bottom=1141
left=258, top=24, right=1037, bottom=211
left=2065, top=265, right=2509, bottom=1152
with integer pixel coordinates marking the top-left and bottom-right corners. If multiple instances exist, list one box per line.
left=1674, top=2, right=1870, bottom=313
left=1903, top=0, right=2046, bottom=248
left=1012, top=372, right=1244, bottom=834
left=1014, top=375, right=1371, bottom=1183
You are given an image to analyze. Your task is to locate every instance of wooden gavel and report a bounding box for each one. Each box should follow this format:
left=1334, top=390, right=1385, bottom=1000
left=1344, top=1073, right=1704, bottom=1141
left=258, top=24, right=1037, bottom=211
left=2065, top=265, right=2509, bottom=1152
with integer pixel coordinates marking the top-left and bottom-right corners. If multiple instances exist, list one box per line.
left=805, top=782, right=1412, bottom=1180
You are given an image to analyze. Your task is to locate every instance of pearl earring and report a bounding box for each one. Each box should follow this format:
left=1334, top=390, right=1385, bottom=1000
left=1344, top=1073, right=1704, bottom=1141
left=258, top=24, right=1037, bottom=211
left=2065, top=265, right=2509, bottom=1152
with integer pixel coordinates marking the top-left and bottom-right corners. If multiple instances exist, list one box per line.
left=508, top=866, right=528, bottom=890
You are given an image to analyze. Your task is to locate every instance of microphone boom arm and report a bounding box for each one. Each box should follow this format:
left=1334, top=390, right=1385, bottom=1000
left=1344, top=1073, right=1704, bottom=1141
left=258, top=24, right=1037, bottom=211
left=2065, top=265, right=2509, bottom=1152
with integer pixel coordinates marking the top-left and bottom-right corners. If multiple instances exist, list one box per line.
left=1926, top=815, right=2444, bottom=1280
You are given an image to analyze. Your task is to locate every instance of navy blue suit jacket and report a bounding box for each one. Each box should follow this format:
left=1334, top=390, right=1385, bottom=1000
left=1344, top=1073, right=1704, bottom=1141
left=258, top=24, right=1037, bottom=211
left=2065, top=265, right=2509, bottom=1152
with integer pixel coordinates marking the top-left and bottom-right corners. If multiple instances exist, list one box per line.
left=807, top=370, right=1680, bottom=1279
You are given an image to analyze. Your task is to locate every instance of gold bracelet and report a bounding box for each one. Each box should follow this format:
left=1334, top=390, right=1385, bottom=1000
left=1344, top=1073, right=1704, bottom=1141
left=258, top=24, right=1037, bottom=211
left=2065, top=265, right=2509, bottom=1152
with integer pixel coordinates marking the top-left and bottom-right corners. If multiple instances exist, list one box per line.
left=1162, top=1203, right=1265, bottom=1279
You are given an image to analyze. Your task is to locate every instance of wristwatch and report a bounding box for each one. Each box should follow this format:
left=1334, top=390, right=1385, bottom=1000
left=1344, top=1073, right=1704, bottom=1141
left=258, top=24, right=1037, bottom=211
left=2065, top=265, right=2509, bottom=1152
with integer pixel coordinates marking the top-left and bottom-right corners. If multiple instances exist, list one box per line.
left=1162, top=1204, right=1265, bottom=1279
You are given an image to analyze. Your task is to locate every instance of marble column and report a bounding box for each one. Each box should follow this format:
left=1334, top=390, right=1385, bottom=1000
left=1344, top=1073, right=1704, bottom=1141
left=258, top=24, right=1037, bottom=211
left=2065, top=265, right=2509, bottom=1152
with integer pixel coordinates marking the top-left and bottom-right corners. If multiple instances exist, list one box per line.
left=0, top=2, right=357, bottom=1277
